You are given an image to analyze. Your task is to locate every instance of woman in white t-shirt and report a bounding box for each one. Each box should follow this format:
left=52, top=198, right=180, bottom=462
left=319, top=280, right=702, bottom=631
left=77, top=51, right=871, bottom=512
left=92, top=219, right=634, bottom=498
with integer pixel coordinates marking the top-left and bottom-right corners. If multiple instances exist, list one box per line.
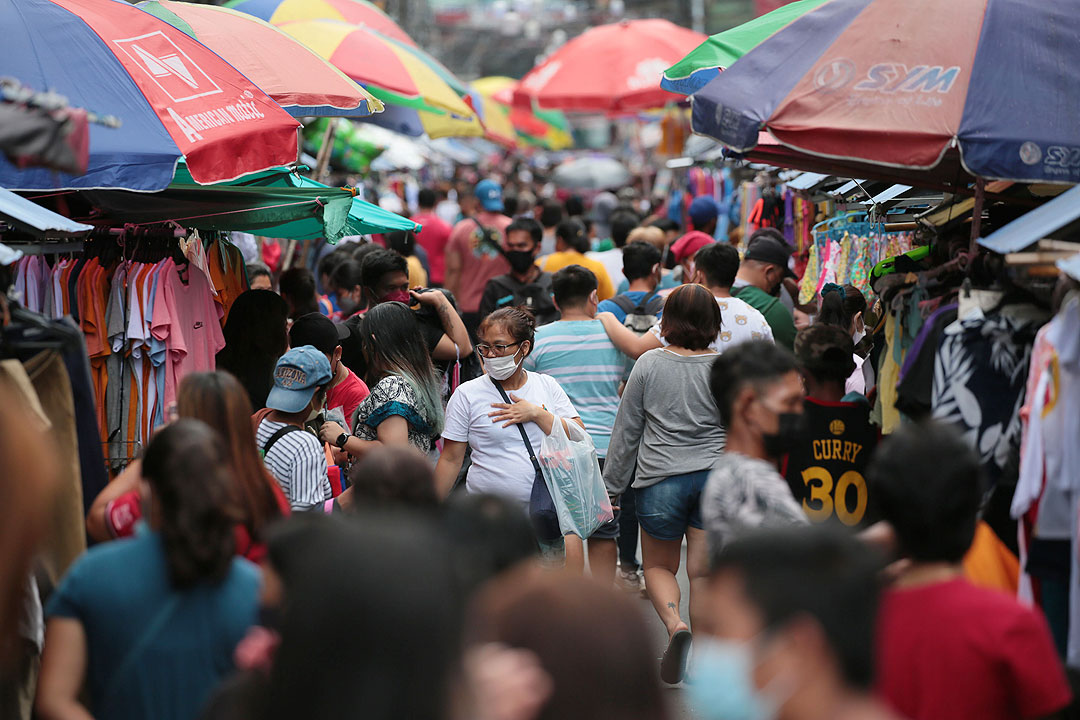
left=816, top=283, right=869, bottom=396
left=434, top=308, right=582, bottom=543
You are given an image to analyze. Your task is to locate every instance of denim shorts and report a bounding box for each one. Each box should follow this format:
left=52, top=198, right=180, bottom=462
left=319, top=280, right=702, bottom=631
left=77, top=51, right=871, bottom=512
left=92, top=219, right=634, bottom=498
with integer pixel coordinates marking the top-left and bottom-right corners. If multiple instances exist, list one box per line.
left=635, top=470, right=711, bottom=541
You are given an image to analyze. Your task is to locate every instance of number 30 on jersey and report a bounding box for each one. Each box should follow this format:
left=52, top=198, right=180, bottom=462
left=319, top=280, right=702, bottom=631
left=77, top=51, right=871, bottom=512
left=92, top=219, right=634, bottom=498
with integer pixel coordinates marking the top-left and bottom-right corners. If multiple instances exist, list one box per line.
left=801, top=467, right=868, bottom=526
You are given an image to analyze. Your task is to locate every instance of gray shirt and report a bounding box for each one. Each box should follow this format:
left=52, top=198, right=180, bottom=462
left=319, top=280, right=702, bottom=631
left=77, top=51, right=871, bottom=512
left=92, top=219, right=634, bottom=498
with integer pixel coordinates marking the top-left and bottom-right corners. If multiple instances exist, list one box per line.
left=603, top=349, right=726, bottom=495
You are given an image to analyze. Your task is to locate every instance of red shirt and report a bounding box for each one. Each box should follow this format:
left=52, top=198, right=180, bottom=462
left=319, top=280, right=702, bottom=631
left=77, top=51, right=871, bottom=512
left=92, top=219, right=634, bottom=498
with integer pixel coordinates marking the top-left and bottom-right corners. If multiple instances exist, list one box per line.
left=410, top=211, right=453, bottom=285
left=876, top=578, right=1070, bottom=720
left=326, top=367, right=370, bottom=430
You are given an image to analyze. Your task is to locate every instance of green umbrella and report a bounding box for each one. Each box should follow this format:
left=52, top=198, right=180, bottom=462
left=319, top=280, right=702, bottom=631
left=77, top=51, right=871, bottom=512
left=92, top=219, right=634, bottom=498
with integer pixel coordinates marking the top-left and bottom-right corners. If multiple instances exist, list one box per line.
left=84, top=164, right=418, bottom=243
left=661, top=0, right=833, bottom=96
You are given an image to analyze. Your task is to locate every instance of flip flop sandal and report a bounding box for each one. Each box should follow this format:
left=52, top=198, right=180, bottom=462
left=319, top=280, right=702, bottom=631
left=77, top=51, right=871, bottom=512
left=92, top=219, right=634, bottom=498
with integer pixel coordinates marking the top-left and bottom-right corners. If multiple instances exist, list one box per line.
left=660, top=628, right=692, bottom=684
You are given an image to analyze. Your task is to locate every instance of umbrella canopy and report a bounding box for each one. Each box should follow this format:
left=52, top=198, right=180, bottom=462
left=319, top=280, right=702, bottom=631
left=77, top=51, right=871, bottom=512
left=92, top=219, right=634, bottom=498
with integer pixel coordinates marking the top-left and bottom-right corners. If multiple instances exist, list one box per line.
left=224, top=0, right=416, bottom=47
left=0, top=0, right=299, bottom=192
left=84, top=163, right=419, bottom=242
left=513, top=19, right=707, bottom=113
left=139, top=0, right=382, bottom=118
left=466, top=90, right=517, bottom=148
left=691, top=0, right=1080, bottom=185
left=662, top=0, right=831, bottom=96
left=473, top=76, right=573, bottom=150
left=279, top=20, right=474, bottom=119
left=552, top=157, right=631, bottom=191
left=363, top=102, right=483, bottom=141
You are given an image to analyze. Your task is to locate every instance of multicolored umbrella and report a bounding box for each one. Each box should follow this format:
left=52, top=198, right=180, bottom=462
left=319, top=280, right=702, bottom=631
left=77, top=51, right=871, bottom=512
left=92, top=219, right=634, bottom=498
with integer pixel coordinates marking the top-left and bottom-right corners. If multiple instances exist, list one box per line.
left=363, top=103, right=482, bottom=141
left=473, top=76, right=573, bottom=150
left=513, top=19, right=707, bottom=113
left=691, top=0, right=1080, bottom=185
left=466, top=90, right=517, bottom=148
left=662, top=0, right=831, bottom=96
left=279, top=20, right=475, bottom=119
left=0, top=0, right=299, bottom=192
left=138, top=0, right=382, bottom=117
left=224, top=0, right=416, bottom=47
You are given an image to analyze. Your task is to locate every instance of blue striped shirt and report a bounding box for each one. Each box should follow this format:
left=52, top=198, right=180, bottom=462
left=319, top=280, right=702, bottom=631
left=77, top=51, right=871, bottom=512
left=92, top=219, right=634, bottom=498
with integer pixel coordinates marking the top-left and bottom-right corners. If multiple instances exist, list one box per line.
left=525, top=320, right=627, bottom=457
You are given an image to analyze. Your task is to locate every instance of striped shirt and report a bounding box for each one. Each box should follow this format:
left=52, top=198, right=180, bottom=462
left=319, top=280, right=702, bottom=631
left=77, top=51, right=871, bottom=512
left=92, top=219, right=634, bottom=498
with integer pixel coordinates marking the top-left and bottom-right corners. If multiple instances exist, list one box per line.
left=525, top=319, right=627, bottom=457
left=255, top=420, right=330, bottom=511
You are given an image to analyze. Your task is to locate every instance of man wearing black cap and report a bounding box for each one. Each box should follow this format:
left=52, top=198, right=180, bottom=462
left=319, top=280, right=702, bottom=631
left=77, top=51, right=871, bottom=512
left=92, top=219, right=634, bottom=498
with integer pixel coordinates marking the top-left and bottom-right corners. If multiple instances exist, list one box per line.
left=732, top=229, right=798, bottom=349
left=289, top=312, right=369, bottom=430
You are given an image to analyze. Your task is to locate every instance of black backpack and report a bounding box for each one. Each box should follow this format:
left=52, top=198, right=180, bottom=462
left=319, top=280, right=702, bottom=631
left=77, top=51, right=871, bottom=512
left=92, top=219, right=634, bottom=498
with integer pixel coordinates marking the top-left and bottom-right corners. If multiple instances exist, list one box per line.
left=611, top=291, right=664, bottom=334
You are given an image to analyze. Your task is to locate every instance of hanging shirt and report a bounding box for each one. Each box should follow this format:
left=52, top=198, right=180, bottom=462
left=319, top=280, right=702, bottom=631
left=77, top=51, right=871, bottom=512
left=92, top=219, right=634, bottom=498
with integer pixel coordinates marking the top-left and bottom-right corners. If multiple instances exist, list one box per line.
left=151, top=259, right=226, bottom=412
left=781, top=397, right=879, bottom=529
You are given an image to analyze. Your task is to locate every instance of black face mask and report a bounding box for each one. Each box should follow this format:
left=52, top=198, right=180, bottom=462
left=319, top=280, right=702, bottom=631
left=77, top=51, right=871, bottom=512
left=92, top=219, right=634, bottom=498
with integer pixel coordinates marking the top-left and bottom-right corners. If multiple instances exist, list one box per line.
left=504, top=250, right=536, bottom=274
left=762, top=412, right=804, bottom=459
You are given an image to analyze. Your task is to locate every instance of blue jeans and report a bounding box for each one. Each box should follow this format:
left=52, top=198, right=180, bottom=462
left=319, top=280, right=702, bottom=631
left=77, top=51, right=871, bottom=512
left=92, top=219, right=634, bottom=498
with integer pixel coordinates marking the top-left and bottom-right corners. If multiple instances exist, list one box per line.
left=635, top=470, right=710, bottom=541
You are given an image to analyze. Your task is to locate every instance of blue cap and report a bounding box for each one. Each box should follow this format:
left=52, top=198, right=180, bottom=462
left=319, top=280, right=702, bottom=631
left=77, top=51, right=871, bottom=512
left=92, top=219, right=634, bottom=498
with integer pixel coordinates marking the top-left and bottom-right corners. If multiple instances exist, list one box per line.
left=475, top=179, right=504, bottom=212
left=688, top=196, right=720, bottom=228
left=265, top=345, right=332, bottom=413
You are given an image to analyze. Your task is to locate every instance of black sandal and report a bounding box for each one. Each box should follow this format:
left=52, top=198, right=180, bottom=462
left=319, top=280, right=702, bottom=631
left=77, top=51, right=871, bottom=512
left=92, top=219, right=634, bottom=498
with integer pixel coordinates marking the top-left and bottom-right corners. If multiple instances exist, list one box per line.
left=660, top=628, right=692, bottom=684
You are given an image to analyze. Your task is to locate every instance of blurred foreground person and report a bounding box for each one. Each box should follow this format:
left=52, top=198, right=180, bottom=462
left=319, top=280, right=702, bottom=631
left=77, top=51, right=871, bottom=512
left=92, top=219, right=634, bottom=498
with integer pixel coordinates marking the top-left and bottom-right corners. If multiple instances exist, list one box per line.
left=330, top=445, right=438, bottom=513
left=215, top=290, right=289, bottom=411
left=870, top=422, right=1071, bottom=720
left=694, top=528, right=900, bottom=720
left=467, top=570, right=669, bottom=720
left=88, top=372, right=290, bottom=562
left=37, top=420, right=259, bottom=720
left=261, top=515, right=462, bottom=720
left=442, top=493, right=539, bottom=596
left=0, top=387, right=59, bottom=720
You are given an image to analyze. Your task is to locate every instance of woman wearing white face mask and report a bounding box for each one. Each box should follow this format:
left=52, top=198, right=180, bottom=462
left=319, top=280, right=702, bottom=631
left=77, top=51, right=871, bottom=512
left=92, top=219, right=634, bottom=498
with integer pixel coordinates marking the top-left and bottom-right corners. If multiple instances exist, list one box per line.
left=816, top=283, right=869, bottom=397
left=434, top=307, right=582, bottom=512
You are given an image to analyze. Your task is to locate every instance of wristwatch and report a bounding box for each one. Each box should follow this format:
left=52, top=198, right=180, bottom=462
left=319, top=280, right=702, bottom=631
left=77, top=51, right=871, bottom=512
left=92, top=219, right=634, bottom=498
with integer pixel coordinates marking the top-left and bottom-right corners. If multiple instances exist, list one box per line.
left=335, top=432, right=350, bottom=449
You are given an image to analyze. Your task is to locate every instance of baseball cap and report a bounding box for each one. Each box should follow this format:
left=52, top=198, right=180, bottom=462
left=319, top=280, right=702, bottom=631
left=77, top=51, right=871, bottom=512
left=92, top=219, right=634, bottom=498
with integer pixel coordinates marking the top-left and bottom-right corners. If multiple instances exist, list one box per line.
left=744, top=232, right=797, bottom=278
left=266, top=345, right=332, bottom=413
left=288, top=312, right=350, bottom=357
left=671, top=231, right=715, bottom=264
left=687, top=196, right=720, bottom=228
left=794, top=324, right=856, bottom=378
left=474, top=179, right=504, bottom=212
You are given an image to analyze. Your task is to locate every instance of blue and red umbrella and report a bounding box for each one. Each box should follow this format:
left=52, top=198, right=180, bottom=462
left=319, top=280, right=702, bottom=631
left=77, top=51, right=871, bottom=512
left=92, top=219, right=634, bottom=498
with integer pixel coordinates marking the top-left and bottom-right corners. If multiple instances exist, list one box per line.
left=691, top=0, right=1080, bottom=185
left=0, top=0, right=301, bottom=192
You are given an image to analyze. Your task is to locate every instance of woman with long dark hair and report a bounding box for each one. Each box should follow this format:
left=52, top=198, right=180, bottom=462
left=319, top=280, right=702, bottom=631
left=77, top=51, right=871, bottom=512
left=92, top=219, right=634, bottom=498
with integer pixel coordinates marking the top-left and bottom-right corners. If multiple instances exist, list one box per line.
left=36, top=420, right=260, bottom=720
left=815, top=282, right=869, bottom=396
left=87, top=372, right=290, bottom=562
left=215, top=290, right=290, bottom=410
left=319, top=302, right=444, bottom=458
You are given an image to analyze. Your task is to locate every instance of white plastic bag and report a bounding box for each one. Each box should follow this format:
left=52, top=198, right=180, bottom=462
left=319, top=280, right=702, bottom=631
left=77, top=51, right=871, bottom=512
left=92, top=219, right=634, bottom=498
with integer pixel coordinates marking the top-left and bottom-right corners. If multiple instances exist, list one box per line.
left=538, top=419, right=614, bottom=539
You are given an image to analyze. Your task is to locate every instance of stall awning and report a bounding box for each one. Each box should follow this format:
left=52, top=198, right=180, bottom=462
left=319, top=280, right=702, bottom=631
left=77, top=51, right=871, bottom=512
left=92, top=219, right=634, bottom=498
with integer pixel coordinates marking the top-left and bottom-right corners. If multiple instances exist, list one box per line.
left=979, top=185, right=1080, bottom=254
left=0, top=188, right=92, bottom=236
left=82, top=165, right=419, bottom=243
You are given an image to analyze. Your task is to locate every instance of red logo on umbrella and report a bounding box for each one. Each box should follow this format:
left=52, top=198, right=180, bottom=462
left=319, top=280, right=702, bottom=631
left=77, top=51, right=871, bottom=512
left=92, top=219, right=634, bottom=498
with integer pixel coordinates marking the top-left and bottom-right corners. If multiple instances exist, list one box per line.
left=114, top=31, right=222, bottom=103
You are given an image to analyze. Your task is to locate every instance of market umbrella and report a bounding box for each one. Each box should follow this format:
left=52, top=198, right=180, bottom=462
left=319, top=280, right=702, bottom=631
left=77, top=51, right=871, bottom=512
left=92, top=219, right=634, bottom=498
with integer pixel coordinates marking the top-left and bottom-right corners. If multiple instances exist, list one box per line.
left=82, top=162, right=419, bottom=242
left=278, top=20, right=475, bottom=118
left=138, top=0, right=383, bottom=117
left=0, top=0, right=300, bottom=192
left=224, top=0, right=416, bottom=47
left=552, top=157, right=631, bottom=191
left=466, top=90, right=517, bottom=148
left=512, top=19, right=707, bottom=113
left=363, top=102, right=483, bottom=141
left=690, top=0, right=1080, bottom=187
left=473, top=76, right=573, bottom=150
left=661, top=0, right=831, bottom=96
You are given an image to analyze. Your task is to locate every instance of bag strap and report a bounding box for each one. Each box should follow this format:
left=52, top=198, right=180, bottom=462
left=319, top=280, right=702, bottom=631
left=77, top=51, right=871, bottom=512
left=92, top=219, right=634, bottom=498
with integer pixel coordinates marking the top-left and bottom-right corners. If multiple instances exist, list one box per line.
left=490, top=377, right=541, bottom=474
left=610, top=294, right=636, bottom=314
left=643, top=292, right=665, bottom=315
left=103, top=595, right=181, bottom=706
left=262, top=424, right=303, bottom=456
left=637, top=289, right=660, bottom=313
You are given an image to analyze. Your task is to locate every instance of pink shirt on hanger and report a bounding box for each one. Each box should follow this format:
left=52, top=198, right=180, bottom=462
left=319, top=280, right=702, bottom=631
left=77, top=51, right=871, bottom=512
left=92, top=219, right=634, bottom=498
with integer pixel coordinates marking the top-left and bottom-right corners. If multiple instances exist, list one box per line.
left=151, top=259, right=226, bottom=411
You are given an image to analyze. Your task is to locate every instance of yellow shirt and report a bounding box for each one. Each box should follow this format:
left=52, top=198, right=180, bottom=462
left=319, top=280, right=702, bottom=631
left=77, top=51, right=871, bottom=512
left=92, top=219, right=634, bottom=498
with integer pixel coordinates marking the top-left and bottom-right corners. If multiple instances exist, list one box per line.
left=541, top=250, right=615, bottom=301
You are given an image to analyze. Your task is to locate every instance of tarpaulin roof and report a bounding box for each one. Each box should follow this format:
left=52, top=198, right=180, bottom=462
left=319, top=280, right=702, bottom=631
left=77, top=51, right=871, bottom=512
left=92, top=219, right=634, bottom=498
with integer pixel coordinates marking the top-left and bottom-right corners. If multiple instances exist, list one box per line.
left=0, top=187, right=93, bottom=236
left=83, top=164, right=418, bottom=242
left=979, top=184, right=1080, bottom=254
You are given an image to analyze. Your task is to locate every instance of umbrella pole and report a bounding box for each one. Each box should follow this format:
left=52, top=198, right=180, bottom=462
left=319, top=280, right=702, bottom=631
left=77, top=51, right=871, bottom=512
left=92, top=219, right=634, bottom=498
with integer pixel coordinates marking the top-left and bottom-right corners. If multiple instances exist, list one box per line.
left=314, top=120, right=338, bottom=182
left=969, top=177, right=986, bottom=254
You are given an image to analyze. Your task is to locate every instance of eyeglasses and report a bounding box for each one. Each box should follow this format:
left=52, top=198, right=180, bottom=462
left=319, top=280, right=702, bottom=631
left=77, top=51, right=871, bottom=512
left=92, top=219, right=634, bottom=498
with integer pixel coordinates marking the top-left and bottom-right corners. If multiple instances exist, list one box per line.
left=476, top=341, right=522, bottom=357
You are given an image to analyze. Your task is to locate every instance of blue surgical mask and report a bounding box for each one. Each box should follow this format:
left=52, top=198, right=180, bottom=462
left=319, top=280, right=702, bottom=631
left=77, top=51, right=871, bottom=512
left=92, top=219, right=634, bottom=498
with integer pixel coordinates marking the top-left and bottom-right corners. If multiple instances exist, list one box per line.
left=687, top=638, right=778, bottom=720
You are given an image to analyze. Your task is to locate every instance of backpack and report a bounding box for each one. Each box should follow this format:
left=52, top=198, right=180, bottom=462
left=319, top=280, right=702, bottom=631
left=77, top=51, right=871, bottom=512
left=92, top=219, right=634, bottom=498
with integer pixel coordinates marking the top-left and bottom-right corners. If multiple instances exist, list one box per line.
left=488, top=274, right=560, bottom=326
left=611, top=291, right=664, bottom=334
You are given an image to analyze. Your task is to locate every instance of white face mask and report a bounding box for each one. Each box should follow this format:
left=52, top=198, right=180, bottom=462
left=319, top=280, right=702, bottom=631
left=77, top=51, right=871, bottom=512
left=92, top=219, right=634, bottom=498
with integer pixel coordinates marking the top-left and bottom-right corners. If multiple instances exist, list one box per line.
left=483, top=348, right=523, bottom=381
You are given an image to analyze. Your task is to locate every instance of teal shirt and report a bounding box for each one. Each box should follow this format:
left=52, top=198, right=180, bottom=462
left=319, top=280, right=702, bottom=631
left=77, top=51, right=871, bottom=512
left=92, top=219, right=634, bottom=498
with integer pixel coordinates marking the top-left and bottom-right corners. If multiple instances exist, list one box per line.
left=732, top=284, right=797, bottom=349
left=46, top=527, right=259, bottom=720
left=525, top=319, right=627, bottom=457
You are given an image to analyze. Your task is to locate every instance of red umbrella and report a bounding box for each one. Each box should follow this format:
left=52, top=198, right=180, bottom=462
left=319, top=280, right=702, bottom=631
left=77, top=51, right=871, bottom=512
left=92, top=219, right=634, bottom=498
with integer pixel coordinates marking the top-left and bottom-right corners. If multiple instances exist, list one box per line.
left=513, top=19, right=706, bottom=113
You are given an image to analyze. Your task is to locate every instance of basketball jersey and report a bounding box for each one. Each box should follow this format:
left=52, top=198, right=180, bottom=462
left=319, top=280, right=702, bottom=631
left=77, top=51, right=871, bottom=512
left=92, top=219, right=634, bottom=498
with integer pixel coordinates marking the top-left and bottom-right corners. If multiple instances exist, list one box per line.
left=782, top=397, right=880, bottom=529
